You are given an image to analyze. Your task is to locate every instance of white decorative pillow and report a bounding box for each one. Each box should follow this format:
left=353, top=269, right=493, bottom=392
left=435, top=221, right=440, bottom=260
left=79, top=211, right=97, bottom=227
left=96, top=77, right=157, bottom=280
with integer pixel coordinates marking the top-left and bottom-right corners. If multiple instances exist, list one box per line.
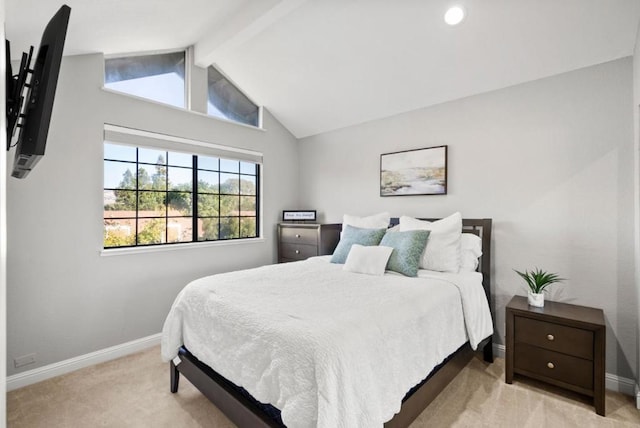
left=399, top=212, right=462, bottom=273
left=386, top=224, right=401, bottom=232
left=342, top=212, right=391, bottom=237
left=460, top=233, right=482, bottom=272
left=343, top=244, right=393, bottom=276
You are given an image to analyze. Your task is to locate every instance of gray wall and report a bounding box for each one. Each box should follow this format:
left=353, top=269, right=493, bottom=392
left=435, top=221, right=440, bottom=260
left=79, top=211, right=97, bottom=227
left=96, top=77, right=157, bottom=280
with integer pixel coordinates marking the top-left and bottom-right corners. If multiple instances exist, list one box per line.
left=633, top=26, right=640, bottom=391
left=6, top=53, right=299, bottom=376
left=298, top=58, right=637, bottom=379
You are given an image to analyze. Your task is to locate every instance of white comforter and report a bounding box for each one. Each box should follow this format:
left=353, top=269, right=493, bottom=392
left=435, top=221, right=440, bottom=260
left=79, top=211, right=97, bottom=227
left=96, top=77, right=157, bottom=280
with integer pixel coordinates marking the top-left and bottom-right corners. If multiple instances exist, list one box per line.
left=161, top=256, right=493, bottom=428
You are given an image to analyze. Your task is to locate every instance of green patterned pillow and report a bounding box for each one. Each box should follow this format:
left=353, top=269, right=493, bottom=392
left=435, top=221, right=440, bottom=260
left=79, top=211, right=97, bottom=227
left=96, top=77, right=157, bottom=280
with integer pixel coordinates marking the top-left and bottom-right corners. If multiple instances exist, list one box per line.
left=330, top=225, right=387, bottom=264
left=379, top=230, right=431, bottom=277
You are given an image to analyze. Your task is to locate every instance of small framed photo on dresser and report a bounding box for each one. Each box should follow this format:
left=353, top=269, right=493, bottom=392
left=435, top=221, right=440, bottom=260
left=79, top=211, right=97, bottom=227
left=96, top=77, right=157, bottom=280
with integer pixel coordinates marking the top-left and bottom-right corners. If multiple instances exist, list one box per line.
left=282, top=210, right=317, bottom=222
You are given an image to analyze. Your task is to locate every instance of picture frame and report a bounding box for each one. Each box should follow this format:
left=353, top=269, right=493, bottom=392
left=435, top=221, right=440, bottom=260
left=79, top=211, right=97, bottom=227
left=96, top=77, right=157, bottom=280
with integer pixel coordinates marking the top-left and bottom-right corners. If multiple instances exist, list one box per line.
left=282, top=210, right=317, bottom=221
left=380, top=145, right=448, bottom=196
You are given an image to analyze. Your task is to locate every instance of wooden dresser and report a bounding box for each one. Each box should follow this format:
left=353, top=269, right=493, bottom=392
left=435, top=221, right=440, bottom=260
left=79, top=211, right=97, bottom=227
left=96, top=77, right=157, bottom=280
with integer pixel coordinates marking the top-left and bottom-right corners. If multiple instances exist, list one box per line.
left=277, top=223, right=341, bottom=263
left=505, top=295, right=606, bottom=415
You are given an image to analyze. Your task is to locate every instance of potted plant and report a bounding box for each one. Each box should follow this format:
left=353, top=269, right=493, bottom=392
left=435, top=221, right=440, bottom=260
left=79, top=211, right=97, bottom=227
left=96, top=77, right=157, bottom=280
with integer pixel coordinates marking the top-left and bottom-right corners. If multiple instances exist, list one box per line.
left=514, top=268, right=565, bottom=308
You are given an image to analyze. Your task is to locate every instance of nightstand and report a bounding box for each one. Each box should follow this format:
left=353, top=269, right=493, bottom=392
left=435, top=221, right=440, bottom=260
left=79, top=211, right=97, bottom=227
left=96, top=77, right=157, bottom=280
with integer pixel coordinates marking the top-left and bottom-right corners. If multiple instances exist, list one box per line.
left=505, top=295, right=606, bottom=416
left=277, top=223, right=341, bottom=263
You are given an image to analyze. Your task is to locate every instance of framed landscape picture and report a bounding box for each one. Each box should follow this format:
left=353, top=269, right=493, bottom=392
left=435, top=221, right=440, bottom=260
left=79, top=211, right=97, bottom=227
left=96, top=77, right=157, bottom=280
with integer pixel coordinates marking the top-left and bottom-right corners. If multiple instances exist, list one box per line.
left=380, top=145, right=448, bottom=196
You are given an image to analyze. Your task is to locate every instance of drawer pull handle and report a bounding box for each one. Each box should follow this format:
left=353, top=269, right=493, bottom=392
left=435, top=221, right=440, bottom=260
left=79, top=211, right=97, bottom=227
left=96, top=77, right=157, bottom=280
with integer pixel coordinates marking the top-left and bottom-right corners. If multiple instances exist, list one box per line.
left=295, top=234, right=301, bottom=238
left=547, top=362, right=555, bottom=369
left=547, top=334, right=555, bottom=341
left=295, top=250, right=300, bottom=254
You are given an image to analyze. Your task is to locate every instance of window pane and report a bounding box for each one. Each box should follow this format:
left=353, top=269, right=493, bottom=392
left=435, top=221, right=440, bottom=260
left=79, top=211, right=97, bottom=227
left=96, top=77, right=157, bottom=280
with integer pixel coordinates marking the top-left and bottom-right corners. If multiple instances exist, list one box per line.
left=240, top=217, right=257, bottom=238
left=105, top=143, right=136, bottom=162
left=207, top=65, right=259, bottom=127
left=105, top=51, right=186, bottom=108
left=220, top=159, right=239, bottom=173
left=220, top=195, right=239, bottom=216
left=137, top=218, right=166, bottom=245
left=239, top=176, right=256, bottom=195
left=220, top=217, right=240, bottom=239
left=198, top=170, right=219, bottom=193
left=168, top=192, right=192, bottom=216
left=139, top=147, right=167, bottom=165
left=104, top=190, right=136, bottom=217
left=105, top=161, right=137, bottom=189
left=138, top=165, right=167, bottom=190
left=168, top=218, right=192, bottom=243
left=198, top=194, right=219, bottom=217
left=198, top=156, right=219, bottom=171
left=220, top=173, right=240, bottom=194
left=198, top=218, right=219, bottom=241
left=240, top=196, right=256, bottom=216
left=240, top=162, right=256, bottom=175
left=104, top=219, right=136, bottom=247
left=138, top=191, right=166, bottom=216
left=168, top=167, right=192, bottom=191
left=167, top=151, right=192, bottom=167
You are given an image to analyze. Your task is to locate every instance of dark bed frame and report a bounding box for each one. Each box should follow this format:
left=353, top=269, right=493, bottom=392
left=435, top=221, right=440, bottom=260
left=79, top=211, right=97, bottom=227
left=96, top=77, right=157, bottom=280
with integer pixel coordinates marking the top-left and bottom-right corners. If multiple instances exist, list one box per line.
left=169, top=218, right=494, bottom=427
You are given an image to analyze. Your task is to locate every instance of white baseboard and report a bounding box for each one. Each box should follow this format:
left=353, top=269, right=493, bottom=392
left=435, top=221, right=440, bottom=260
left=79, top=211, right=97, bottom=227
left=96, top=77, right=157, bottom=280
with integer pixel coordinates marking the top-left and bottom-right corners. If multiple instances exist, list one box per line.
left=492, top=343, right=636, bottom=396
left=635, top=383, right=640, bottom=409
left=6, top=333, right=161, bottom=391
left=605, top=373, right=637, bottom=396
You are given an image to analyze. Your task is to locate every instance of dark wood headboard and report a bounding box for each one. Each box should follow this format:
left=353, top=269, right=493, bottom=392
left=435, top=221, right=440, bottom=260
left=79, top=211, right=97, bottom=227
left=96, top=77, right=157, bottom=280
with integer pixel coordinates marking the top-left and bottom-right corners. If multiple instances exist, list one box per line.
left=388, top=218, right=492, bottom=304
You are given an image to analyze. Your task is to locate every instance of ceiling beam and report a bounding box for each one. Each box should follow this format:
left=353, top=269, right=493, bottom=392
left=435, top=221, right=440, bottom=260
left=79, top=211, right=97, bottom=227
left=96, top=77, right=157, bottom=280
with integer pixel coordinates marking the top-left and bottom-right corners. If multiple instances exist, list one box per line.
left=194, top=0, right=308, bottom=68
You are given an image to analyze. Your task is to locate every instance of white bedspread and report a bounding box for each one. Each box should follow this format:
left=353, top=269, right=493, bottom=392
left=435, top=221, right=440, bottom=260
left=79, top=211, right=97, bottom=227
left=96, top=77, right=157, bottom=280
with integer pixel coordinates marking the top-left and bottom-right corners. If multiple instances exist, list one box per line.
left=161, top=256, right=493, bottom=428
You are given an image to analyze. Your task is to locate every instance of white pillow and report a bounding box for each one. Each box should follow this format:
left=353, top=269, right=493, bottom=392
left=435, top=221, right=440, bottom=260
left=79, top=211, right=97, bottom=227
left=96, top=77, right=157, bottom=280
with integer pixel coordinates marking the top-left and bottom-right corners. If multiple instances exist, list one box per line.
left=399, top=212, right=462, bottom=273
left=386, top=224, right=401, bottom=232
left=343, top=244, right=394, bottom=276
left=460, top=233, right=482, bottom=272
left=341, top=212, right=391, bottom=237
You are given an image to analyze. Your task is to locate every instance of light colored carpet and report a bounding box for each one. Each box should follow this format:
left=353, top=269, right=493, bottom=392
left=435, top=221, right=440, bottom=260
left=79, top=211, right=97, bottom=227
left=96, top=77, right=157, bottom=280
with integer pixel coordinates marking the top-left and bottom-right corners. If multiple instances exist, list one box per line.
left=7, top=346, right=640, bottom=427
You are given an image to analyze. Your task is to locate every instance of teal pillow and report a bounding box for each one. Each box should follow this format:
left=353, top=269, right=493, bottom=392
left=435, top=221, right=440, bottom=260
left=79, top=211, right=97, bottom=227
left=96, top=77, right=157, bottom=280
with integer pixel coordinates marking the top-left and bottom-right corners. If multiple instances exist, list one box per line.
left=379, top=230, right=430, bottom=277
left=330, top=225, right=387, bottom=264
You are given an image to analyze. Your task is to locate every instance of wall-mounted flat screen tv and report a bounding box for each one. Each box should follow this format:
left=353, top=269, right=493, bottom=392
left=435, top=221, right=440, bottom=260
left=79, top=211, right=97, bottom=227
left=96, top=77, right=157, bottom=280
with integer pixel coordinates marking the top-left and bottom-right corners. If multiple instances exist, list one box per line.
left=6, top=5, right=71, bottom=179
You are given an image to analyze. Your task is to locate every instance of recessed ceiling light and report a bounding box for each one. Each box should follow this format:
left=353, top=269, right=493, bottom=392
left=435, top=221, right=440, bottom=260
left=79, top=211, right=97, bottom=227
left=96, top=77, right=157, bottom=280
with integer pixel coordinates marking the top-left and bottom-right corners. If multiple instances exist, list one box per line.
left=444, top=6, right=465, bottom=26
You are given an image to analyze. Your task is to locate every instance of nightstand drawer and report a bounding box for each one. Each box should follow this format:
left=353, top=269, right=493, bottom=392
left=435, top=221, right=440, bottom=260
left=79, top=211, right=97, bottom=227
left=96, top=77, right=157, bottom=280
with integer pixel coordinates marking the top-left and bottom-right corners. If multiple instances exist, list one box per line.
left=280, top=227, right=318, bottom=245
left=515, top=343, right=593, bottom=390
left=515, top=316, right=594, bottom=360
left=280, top=243, right=318, bottom=260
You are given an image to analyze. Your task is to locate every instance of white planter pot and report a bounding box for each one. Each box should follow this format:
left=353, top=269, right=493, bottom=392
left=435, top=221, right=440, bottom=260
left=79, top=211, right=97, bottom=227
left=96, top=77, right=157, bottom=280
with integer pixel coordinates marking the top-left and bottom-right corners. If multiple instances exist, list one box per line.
left=528, top=291, right=544, bottom=307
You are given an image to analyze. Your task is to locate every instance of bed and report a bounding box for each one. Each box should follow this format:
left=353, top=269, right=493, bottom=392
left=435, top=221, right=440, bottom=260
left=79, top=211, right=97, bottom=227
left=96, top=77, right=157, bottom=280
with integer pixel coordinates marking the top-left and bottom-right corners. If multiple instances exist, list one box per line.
left=161, top=217, right=493, bottom=427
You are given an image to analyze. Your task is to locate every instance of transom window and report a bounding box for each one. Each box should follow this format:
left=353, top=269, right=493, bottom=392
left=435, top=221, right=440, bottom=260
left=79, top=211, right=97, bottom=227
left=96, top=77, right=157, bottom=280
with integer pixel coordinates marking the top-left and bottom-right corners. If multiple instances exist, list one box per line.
left=207, top=65, right=259, bottom=127
left=103, top=142, right=260, bottom=249
left=104, top=51, right=186, bottom=108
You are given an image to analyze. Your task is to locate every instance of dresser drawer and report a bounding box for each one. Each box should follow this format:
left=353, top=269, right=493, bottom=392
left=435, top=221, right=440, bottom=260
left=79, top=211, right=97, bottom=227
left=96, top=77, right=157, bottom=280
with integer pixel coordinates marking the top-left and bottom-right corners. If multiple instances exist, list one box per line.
left=280, top=243, right=318, bottom=260
left=280, top=227, right=318, bottom=245
left=515, top=316, right=594, bottom=360
left=515, top=343, right=593, bottom=390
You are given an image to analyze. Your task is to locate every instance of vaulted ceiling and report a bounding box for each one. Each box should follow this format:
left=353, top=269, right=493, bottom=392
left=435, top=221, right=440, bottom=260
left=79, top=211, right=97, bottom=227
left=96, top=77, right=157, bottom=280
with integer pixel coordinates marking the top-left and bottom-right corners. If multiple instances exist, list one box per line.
left=6, top=0, right=640, bottom=138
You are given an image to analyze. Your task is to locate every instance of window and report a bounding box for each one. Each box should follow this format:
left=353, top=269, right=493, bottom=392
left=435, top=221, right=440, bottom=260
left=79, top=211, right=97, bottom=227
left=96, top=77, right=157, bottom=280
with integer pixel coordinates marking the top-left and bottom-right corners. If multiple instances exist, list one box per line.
left=105, top=51, right=186, bottom=108
left=103, top=137, right=260, bottom=249
left=207, top=65, right=259, bottom=127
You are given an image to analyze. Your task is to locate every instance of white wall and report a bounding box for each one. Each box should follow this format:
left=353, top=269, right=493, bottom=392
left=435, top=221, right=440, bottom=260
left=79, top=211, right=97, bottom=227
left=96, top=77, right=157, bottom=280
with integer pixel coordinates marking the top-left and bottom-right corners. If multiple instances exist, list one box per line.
left=6, top=53, right=299, bottom=376
left=633, top=20, right=640, bottom=397
left=299, top=58, right=637, bottom=379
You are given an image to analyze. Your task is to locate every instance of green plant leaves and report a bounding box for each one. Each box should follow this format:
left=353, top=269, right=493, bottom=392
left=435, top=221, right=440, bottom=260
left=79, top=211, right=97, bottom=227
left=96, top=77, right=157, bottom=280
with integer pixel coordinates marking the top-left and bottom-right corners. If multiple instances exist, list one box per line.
left=514, top=268, right=565, bottom=293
